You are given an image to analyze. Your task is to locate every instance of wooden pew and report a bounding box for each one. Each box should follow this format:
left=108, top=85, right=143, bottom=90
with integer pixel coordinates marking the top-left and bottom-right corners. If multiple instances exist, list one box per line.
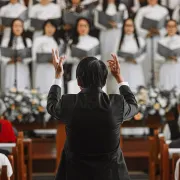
left=149, top=129, right=160, bottom=180
left=161, top=141, right=180, bottom=180
left=8, top=155, right=14, bottom=180
left=172, top=154, right=180, bottom=180
left=0, top=165, right=8, bottom=180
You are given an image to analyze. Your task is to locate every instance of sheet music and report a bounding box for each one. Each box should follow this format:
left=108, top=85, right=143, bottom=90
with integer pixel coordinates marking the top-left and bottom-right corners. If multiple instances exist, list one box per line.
left=63, top=10, right=89, bottom=26
left=158, top=43, right=180, bottom=58
left=98, top=11, right=123, bottom=28
left=0, top=47, right=32, bottom=59
left=118, top=46, right=146, bottom=59
left=31, top=18, right=61, bottom=30
left=141, top=15, right=167, bottom=30
left=71, top=45, right=100, bottom=59
left=36, top=53, right=52, bottom=63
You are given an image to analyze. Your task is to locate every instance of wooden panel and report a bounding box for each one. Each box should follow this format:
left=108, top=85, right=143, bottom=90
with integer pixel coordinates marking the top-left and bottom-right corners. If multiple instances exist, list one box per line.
left=32, top=138, right=56, bottom=160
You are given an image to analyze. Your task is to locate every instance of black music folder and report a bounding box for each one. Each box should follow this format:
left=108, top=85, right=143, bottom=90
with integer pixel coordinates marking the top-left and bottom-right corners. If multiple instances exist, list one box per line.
left=71, top=45, right=100, bottom=59
left=158, top=43, right=180, bottom=58
left=36, top=53, right=52, bottom=63
left=63, top=10, right=89, bottom=26
left=141, top=15, right=167, bottom=30
left=98, top=11, right=123, bottom=28
left=1, top=9, right=28, bottom=26
left=118, top=46, right=146, bottom=59
left=1, top=47, right=32, bottom=59
left=30, top=18, right=61, bottom=30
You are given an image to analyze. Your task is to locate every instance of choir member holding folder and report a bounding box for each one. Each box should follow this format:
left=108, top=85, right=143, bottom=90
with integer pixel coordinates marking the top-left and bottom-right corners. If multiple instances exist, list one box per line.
left=29, top=0, right=61, bottom=40
left=65, top=17, right=101, bottom=93
left=32, top=19, right=65, bottom=93
left=158, top=20, right=180, bottom=90
left=0, top=19, right=32, bottom=91
left=61, top=0, right=89, bottom=40
left=135, top=0, right=169, bottom=86
left=94, top=0, right=128, bottom=62
left=0, top=0, right=27, bottom=40
left=118, top=18, right=146, bottom=92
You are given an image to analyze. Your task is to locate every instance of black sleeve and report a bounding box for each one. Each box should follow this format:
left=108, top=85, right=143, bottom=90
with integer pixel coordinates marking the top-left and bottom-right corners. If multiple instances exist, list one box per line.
left=47, top=85, right=64, bottom=121
left=119, top=85, right=138, bottom=121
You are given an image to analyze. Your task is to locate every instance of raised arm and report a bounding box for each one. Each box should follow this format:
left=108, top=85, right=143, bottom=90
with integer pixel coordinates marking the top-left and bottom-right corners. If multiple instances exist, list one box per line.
left=47, top=49, right=66, bottom=120
left=107, top=54, right=138, bottom=121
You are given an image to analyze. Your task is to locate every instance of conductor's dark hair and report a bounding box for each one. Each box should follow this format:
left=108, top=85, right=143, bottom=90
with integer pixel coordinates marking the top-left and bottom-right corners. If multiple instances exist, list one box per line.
left=8, top=18, right=27, bottom=48
left=71, top=17, right=91, bottom=45
left=102, top=0, right=120, bottom=12
left=119, top=18, right=140, bottom=49
left=76, top=57, right=108, bottom=88
left=43, top=19, right=60, bottom=45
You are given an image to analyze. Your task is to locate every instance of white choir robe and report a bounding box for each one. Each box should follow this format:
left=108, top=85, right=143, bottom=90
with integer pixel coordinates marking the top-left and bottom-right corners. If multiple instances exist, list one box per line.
left=119, top=35, right=146, bottom=93
left=158, top=35, right=180, bottom=91
left=29, top=2, right=61, bottom=40
left=94, top=3, right=128, bottom=94
left=94, top=3, right=128, bottom=62
left=28, top=0, right=66, bottom=9
left=0, top=0, right=24, bottom=6
left=172, top=6, right=180, bottom=33
left=135, top=4, right=169, bottom=86
left=0, top=37, right=32, bottom=91
left=32, top=35, right=64, bottom=94
left=160, top=0, right=180, bottom=10
left=0, top=2, right=27, bottom=40
left=66, top=35, right=104, bottom=93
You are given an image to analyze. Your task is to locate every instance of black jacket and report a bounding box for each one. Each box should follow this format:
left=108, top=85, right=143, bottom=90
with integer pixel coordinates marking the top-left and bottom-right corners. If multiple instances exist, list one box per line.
left=47, top=85, right=138, bottom=180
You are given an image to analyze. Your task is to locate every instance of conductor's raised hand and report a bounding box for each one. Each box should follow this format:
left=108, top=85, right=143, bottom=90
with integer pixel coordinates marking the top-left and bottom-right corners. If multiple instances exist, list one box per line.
left=107, top=54, right=124, bottom=83
left=52, top=49, right=66, bottom=79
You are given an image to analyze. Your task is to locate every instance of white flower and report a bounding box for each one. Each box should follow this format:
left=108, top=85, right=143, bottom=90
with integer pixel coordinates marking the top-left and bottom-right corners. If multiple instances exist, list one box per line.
left=44, top=113, right=51, bottom=122
left=21, top=107, right=30, bottom=114
left=150, top=98, right=156, bottom=104
left=15, top=95, right=23, bottom=102
left=40, top=100, right=47, bottom=108
left=149, top=109, right=156, bottom=115
left=157, top=96, right=167, bottom=108
left=159, top=108, right=165, bottom=116
left=170, top=98, right=177, bottom=106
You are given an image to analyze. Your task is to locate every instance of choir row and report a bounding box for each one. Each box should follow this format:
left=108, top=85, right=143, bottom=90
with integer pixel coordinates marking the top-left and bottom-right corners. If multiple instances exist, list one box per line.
left=0, top=0, right=180, bottom=94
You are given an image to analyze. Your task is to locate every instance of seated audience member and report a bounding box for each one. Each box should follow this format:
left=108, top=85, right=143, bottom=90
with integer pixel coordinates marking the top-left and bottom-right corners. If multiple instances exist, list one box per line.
left=0, top=153, right=13, bottom=180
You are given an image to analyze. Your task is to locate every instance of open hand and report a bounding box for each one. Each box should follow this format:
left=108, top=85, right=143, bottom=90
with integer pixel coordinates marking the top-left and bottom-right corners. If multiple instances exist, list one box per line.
left=52, top=49, right=66, bottom=79
left=107, top=54, right=123, bottom=83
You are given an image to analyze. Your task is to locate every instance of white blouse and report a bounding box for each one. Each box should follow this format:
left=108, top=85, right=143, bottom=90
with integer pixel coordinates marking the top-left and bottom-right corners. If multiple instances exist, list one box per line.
left=94, top=3, right=128, bottom=30
left=119, top=34, right=146, bottom=63
left=1, top=36, right=32, bottom=65
left=135, top=4, right=169, bottom=38
left=158, top=34, right=180, bottom=62
left=29, top=2, right=61, bottom=21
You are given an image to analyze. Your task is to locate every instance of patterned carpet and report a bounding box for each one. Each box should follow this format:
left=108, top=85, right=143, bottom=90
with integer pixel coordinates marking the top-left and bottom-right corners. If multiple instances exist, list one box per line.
left=32, top=172, right=149, bottom=180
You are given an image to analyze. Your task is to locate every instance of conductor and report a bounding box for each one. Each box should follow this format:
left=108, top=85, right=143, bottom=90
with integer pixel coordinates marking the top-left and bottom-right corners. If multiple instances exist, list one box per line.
left=47, top=50, right=138, bottom=180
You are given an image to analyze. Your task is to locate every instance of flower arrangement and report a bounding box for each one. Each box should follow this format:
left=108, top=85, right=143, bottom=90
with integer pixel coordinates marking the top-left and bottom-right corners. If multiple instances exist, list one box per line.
left=0, top=87, right=180, bottom=124
left=0, top=88, right=51, bottom=123
left=135, top=86, right=179, bottom=120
